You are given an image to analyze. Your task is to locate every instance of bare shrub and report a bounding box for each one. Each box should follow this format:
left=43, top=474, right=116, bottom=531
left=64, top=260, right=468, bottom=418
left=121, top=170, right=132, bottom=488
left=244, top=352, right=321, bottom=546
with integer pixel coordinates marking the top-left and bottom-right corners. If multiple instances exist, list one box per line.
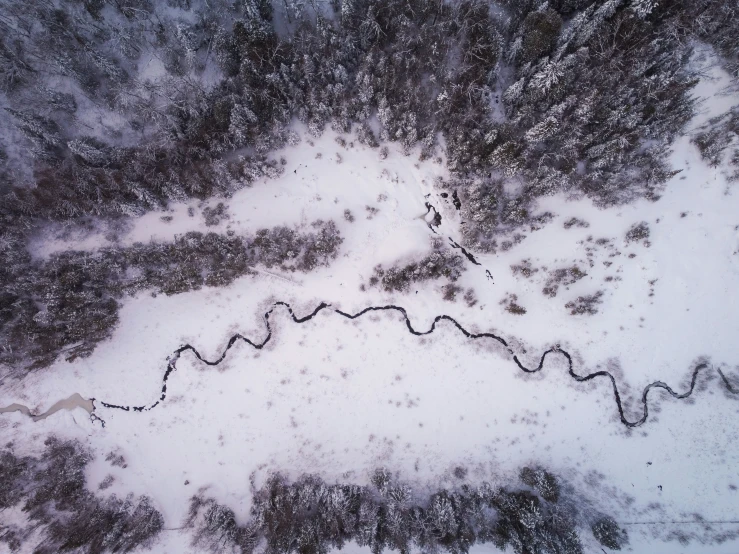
left=510, top=259, right=539, bottom=279
left=98, top=475, right=115, bottom=490
left=203, top=203, right=229, bottom=227
left=442, top=283, right=462, bottom=301
left=542, top=266, right=587, bottom=297
left=463, top=288, right=478, bottom=307
left=563, top=217, right=590, bottom=229
left=105, top=451, right=126, bottom=468
left=565, top=291, right=604, bottom=315
left=625, top=222, right=650, bottom=244
left=592, top=516, right=628, bottom=550
left=501, top=293, right=527, bottom=315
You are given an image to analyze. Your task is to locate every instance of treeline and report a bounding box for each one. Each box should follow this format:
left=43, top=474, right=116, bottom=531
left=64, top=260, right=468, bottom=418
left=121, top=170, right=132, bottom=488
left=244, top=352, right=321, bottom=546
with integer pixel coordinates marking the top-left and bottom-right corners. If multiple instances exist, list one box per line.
left=693, top=106, right=739, bottom=181
left=0, top=438, right=163, bottom=554
left=186, top=467, right=628, bottom=554
left=1, top=0, right=737, bottom=233
left=0, top=439, right=628, bottom=554
left=1, top=221, right=341, bottom=373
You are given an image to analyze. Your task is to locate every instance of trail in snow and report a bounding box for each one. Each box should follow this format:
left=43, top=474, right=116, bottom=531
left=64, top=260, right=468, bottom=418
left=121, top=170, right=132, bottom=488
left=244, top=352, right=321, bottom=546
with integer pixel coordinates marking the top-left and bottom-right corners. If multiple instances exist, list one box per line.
left=95, top=302, right=737, bottom=428
left=423, top=200, right=489, bottom=273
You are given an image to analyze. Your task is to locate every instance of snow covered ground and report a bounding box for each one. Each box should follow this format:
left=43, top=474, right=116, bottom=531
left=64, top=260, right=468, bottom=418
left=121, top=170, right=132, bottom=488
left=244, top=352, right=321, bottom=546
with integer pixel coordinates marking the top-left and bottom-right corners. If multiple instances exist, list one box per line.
left=2, top=61, right=739, bottom=553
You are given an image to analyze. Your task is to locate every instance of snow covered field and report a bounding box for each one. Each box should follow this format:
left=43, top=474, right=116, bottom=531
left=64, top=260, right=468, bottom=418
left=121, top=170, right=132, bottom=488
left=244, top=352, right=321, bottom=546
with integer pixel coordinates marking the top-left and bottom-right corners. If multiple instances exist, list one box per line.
left=3, top=61, right=739, bottom=554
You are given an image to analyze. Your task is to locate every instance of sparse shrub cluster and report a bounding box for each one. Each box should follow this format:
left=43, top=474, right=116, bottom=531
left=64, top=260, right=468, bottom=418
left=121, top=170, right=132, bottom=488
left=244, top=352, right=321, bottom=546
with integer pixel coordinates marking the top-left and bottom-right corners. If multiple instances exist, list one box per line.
left=0, top=221, right=342, bottom=373
left=542, top=266, right=588, bottom=298
left=510, top=259, right=539, bottom=279
left=693, top=106, right=739, bottom=181
left=186, top=467, right=626, bottom=554
left=369, top=241, right=465, bottom=293
left=442, top=283, right=463, bottom=302
left=565, top=291, right=605, bottom=316
left=563, top=218, right=590, bottom=230
left=501, top=293, right=528, bottom=315
left=442, top=284, right=478, bottom=306
left=0, top=438, right=163, bottom=554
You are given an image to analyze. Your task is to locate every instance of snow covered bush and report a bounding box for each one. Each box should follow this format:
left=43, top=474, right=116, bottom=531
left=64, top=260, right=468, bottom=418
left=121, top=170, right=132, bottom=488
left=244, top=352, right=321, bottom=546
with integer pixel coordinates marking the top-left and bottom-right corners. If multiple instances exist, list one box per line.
left=591, top=516, right=628, bottom=550
left=625, top=222, right=651, bottom=244
left=565, top=291, right=605, bottom=316
left=369, top=242, right=465, bottom=293
left=249, top=220, right=343, bottom=272
left=501, top=293, right=527, bottom=315
left=692, top=107, right=739, bottom=179
left=520, top=466, right=560, bottom=503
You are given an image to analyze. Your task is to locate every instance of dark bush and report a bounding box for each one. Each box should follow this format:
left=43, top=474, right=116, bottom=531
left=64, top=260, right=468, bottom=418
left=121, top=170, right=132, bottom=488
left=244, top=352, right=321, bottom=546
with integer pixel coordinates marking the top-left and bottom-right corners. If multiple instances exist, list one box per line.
left=442, top=283, right=463, bottom=301
left=519, top=8, right=563, bottom=64
left=520, top=466, right=560, bottom=503
left=565, top=291, right=604, bottom=316
left=592, top=516, right=628, bottom=550
left=502, top=293, right=527, bottom=315
left=563, top=218, right=589, bottom=230
left=542, top=266, right=587, bottom=298
left=625, top=222, right=650, bottom=244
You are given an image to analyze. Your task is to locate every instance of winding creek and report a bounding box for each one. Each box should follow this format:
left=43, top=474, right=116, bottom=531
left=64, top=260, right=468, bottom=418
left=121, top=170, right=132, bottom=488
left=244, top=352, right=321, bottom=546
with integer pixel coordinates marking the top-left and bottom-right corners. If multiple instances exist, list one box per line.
left=3, top=301, right=729, bottom=429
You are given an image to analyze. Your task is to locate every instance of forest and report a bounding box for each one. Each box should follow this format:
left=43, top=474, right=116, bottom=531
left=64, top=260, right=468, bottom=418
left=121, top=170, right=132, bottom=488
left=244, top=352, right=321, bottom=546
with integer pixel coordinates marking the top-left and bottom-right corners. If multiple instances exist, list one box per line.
left=1, top=2, right=738, bottom=552
left=1, top=0, right=738, bottom=373
left=0, top=438, right=627, bottom=554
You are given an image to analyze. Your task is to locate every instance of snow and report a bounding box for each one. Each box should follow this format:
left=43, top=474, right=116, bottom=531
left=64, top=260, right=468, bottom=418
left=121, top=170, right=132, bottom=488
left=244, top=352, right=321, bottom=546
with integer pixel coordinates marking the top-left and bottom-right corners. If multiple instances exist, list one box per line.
left=3, top=62, right=739, bottom=553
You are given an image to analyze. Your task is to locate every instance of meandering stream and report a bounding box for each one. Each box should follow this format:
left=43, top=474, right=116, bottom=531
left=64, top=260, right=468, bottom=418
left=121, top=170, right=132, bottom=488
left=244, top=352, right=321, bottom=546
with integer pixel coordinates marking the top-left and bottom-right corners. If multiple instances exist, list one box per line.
left=2, top=302, right=736, bottom=429
left=99, top=302, right=737, bottom=428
